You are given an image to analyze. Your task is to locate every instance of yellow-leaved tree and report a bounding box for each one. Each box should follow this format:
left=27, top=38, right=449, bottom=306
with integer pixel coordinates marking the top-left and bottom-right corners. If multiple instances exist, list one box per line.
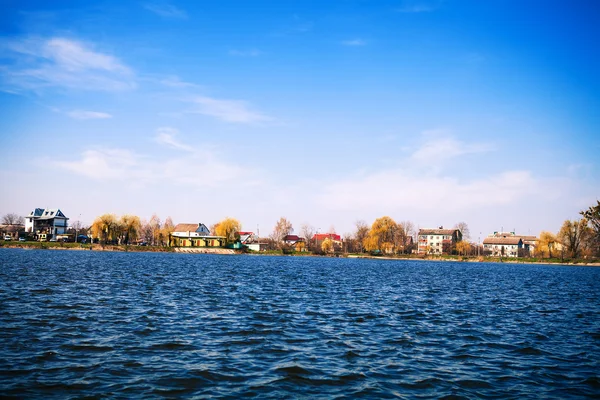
left=321, top=237, right=333, bottom=253
left=91, top=214, right=118, bottom=244
left=120, top=214, right=141, bottom=245
left=537, top=231, right=557, bottom=258
left=364, top=216, right=399, bottom=253
left=215, top=217, right=241, bottom=244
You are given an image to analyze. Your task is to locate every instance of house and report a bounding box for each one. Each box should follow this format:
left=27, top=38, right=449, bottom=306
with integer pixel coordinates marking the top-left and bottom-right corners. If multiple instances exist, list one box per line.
left=417, top=227, right=462, bottom=254
left=283, top=234, right=306, bottom=252
left=168, top=223, right=225, bottom=247
left=313, top=233, right=342, bottom=251
left=238, top=231, right=258, bottom=244
left=489, top=232, right=538, bottom=256
left=483, top=236, right=523, bottom=257
left=25, top=208, right=69, bottom=241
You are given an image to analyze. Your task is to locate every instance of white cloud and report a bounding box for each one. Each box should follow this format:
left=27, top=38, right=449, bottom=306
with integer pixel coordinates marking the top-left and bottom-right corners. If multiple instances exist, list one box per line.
left=189, top=96, right=271, bottom=124
left=1, top=37, right=134, bottom=92
left=143, top=2, right=187, bottom=19
left=410, top=130, right=493, bottom=166
left=67, top=110, right=112, bottom=120
left=228, top=49, right=262, bottom=57
left=154, top=127, right=194, bottom=152
left=341, top=39, right=367, bottom=47
left=56, top=148, right=144, bottom=181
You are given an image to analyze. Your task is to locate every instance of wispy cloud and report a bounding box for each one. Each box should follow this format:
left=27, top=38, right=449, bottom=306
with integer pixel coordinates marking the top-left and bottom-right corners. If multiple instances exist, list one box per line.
left=154, top=127, right=194, bottom=152
left=341, top=39, right=367, bottom=47
left=1, top=37, right=134, bottom=92
left=156, top=75, right=201, bottom=89
left=188, top=96, right=271, bottom=124
left=55, top=145, right=252, bottom=188
left=410, top=130, right=493, bottom=166
left=67, top=110, right=112, bottom=120
left=228, top=49, right=262, bottom=57
left=143, top=2, right=187, bottom=19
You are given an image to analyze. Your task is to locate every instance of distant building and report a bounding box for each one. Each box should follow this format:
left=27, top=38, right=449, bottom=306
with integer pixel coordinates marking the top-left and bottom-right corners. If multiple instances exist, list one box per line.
left=313, top=233, right=342, bottom=251
left=168, top=223, right=224, bottom=247
left=417, top=227, right=462, bottom=254
left=487, top=232, right=538, bottom=256
left=283, top=234, right=306, bottom=252
left=483, top=236, right=523, bottom=257
left=25, top=208, right=69, bottom=241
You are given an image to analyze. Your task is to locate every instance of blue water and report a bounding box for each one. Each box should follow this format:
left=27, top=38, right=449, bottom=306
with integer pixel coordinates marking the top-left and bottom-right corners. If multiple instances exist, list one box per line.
left=0, top=249, right=599, bottom=398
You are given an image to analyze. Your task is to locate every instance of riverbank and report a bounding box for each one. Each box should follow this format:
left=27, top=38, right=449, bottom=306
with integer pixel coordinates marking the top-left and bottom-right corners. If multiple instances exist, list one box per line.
left=1, top=242, right=598, bottom=266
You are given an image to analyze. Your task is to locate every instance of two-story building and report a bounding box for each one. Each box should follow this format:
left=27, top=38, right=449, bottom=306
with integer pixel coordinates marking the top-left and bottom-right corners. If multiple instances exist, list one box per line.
left=417, top=227, right=462, bottom=254
left=25, top=208, right=69, bottom=241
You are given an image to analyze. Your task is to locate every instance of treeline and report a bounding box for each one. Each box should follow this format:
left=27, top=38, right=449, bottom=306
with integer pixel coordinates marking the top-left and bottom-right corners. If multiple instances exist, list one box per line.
left=90, top=214, right=174, bottom=245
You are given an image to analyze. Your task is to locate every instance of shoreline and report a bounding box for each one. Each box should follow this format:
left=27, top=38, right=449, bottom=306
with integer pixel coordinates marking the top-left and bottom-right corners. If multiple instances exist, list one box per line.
left=2, top=243, right=599, bottom=266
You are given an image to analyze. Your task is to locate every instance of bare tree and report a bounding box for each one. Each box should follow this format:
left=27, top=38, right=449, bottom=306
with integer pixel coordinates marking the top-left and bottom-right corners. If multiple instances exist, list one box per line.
left=354, top=220, right=369, bottom=253
left=271, top=217, right=293, bottom=247
left=581, top=200, right=600, bottom=256
left=300, top=223, right=315, bottom=250
left=2, top=213, right=24, bottom=228
left=557, top=219, right=591, bottom=259
left=454, top=222, right=470, bottom=241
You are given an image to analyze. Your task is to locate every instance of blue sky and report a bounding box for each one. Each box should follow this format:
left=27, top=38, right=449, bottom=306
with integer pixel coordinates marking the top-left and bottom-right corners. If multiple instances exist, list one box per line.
left=1, top=0, right=599, bottom=240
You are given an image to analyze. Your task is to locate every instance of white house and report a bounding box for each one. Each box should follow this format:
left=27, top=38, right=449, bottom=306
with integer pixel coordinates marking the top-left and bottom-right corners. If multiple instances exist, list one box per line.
left=417, top=228, right=462, bottom=254
left=25, top=208, right=69, bottom=240
left=483, top=236, right=523, bottom=257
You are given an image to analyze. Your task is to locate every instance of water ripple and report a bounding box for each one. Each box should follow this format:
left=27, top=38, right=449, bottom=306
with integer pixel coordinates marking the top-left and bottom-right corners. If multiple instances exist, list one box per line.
left=1, top=249, right=599, bottom=398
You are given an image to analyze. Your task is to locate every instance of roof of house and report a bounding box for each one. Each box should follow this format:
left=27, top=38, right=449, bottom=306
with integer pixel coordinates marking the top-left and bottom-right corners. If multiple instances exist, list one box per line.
left=283, top=234, right=304, bottom=242
left=483, top=237, right=523, bottom=245
left=313, top=233, right=341, bottom=241
left=172, top=223, right=208, bottom=233
left=419, top=229, right=458, bottom=236
left=29, top=208, right=68, bottom=220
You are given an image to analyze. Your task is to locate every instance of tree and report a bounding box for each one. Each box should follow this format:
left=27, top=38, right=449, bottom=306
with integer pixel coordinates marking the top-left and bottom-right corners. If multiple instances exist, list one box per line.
left=120, top=215, right=141, bottom=245
left=214, top=217, right=241, bottom=244
left=581, top=201, right=600, bottom=256
left=456, top=240, right=471, bottom=256
left=354, top=220, right=369, bottom=253
left=454, top=222, right=470, bottom=241
left=537, top=231, right=557, bottom=258
left=2, top=213, right=24, bottom=226
left=321, top=237, right=333, bottom=253
left=300, top=224, right=316, bottom=250
left=557, top=219, right=591, bottom=259
left=398, top=221, right=416, bottom=254
left=161, top=217, right=174, bottom=246
left=364, top=216, right=399, bottom=253
left=271, top=217, right=293, bottom=246
left=91, top=214, right=118, bottom=244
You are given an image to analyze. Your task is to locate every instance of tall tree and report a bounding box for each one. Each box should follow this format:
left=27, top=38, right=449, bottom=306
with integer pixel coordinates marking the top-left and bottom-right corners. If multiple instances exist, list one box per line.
left=537, top=231, right=557, bottom=258
left=120, top=215, right=141, bottom=245
left=271, top=217, right=293, bottom=245
left=581, top=201, right=600, bottom=256
left=557, top=219, right=590, bottom=259
left=354, top=220, right=370, bottom=253
left=300, top=223, right=315, bottom=250
left=215, top=217, right=241, bottom=244
left=91, top=214, right=118, bottom=244
left=161, top=217, right=175, bottom=246
left=454, top=222, right=470, bottom=241
left=364, top=216, right=399, bottom=253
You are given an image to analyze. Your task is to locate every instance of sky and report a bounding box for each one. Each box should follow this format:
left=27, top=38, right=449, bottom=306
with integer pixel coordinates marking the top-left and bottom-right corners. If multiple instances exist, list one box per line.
left=1, top=0, right=599, bottom=241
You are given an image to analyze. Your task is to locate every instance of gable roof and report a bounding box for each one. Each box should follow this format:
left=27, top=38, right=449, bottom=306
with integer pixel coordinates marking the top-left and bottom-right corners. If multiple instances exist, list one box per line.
left=283, top=235, right=304, bottom=242
left=483, top=237, right=522, bottom=245
left=172, top=223, right=208, bottom=233
left=313, top=233, right=341, bottom=241
left=29, top=208, right=68, bottom=220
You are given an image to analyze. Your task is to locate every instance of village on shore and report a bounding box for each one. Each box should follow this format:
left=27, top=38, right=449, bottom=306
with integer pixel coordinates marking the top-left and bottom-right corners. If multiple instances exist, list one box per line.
left=1, top=202, right=599, bottom=263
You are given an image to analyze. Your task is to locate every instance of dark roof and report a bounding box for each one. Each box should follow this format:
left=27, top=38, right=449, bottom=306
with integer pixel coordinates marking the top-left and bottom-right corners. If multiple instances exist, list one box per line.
left=283, top=235, right=303, bottom=242
left=483, top=237, right=522, bottom=245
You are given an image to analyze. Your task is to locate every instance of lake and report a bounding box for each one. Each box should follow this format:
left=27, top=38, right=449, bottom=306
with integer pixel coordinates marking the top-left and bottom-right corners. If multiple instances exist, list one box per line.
left=0, top=248, right=599, bottom=398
